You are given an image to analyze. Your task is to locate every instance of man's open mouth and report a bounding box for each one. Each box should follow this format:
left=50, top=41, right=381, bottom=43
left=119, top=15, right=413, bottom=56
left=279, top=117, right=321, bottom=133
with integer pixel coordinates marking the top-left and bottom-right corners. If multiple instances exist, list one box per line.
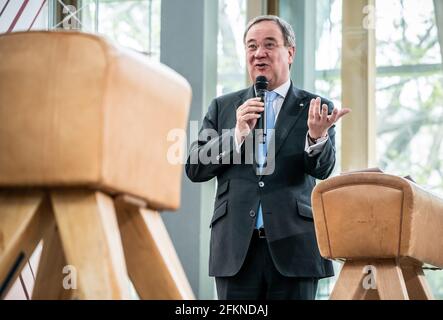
left=255, top=63, right=268, bottom=69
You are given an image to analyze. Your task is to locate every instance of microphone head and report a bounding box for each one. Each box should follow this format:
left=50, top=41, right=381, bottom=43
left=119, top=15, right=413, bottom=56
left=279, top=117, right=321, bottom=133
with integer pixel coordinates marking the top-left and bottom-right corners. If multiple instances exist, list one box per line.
left=255, top=76, right=268, bottom=91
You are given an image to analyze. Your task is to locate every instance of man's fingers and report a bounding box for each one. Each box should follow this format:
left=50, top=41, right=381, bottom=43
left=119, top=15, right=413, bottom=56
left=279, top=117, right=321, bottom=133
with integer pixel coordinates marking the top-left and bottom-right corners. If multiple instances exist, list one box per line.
left=315, top=98, right=322, bottom=120
left=341, top=107, right=352, bottom=115
left=327, top=107, right=351, bottom=123
left=334, top=108, right=351, bottom=121
left=327, top=108, right=339, bottom=123
left=309, top=99, right=316, bottom=119
left=241, top=103, right=264, bottom=111
left=309, top=103, right=351, bottom=138
left=239, top=106, right=264, bottom=117
left=238, top=98, right=263, bottom=110
left=238, top=99, right=264, bottom=113
left=244, top=97, right=261, bottom=103
left=246, top=97, right=263, bottom=107
left=241, top=113, right=261, bottom=121
left=321, top=104, right=328, bottom=119
left=248, top=99, right=265, bottom=106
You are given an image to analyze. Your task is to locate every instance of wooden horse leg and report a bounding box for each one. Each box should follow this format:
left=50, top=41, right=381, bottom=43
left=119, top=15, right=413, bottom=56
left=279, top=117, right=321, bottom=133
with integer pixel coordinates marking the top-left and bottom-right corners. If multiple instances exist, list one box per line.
left=330, top=259, right=409, bottom=300
left=32, top=221, right=71, bottom=300
left=50, top=190, right=130, bottom=300
left=400, top=263, right=434, bottom=300
left=0, top=190, right=51, bottom=299
left=372, top=260, right=409, bottom=300
left=330, top=260, right=375, bottom=300
left=114, top=195, right=194, bottom=299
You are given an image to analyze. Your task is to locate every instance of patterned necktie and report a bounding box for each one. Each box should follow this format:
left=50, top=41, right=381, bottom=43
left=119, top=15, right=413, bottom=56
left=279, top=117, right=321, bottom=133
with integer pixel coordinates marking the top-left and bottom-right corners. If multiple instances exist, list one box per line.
left=256, top=91, right=278, bottom=229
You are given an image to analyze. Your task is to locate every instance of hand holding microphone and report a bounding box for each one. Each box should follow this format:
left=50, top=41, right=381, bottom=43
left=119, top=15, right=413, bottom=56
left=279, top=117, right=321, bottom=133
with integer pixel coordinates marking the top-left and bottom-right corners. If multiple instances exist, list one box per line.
left=234, top=76, right=268, bottom=146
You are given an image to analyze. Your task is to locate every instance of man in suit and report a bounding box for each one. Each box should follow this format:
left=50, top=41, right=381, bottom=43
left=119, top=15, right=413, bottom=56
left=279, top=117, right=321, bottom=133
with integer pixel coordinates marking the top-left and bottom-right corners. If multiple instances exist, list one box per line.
left=185, top=15, right=350, bottom=299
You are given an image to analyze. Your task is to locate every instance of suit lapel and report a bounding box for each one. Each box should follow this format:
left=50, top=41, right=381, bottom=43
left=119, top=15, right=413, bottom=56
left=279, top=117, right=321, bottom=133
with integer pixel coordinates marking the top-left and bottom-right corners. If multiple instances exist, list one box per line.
left=239, top=86, right=256, bottom=102
left=273, top=84, right=307, bottom=157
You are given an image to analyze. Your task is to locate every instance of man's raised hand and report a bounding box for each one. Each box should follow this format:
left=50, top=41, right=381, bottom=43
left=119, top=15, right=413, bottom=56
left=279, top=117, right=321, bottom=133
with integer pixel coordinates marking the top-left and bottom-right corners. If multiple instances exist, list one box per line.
left=307, top=97, right=351, bottom=140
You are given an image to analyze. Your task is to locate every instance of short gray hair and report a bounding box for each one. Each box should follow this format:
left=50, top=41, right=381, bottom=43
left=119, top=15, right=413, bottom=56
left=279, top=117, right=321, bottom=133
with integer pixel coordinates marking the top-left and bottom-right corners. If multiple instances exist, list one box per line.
left=243, top=15, right=296, bottom=48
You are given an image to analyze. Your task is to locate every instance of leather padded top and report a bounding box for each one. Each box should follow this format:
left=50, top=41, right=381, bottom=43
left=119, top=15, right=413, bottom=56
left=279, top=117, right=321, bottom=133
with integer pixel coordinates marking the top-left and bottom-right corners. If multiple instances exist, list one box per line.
left=0, top=31, right=191, bottom=210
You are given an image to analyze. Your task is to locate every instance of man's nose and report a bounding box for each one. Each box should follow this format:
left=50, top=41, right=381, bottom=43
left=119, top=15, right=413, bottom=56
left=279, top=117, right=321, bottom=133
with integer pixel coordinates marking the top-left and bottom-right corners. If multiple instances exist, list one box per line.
left=254, top=46, right=267, bottom=58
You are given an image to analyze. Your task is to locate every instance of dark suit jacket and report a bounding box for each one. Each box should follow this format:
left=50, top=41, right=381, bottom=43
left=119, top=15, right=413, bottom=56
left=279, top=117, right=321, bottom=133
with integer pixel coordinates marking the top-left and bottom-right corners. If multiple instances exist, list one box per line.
left=185, top=82, right=335, bottom=278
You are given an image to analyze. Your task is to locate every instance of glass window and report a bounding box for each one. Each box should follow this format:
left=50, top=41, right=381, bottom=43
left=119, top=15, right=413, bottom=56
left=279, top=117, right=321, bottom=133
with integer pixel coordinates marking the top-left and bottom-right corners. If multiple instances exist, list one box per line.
left=217, top=0, right=247, bottom=96
left=315, top=0, right=342, bottom=175
left=376, top=0, right=442, bottom=194
left=0, top=0, right=49, bottom=33
left=314, top=0, right=343, bottom=300
left=81, top=0, right=161, bottom=60
left=7, top=0, right=163, bottom=59
left=313, top=0, right=443, bottom=300
left=315, top=0, right=342, bottom=174
left=376, top=0, right=443, bottom=299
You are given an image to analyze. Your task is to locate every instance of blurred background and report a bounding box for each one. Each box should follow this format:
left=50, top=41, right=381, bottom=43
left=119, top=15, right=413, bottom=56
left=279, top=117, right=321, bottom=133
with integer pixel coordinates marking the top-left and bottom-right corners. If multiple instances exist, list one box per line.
left=1, top=0, right=442, bottom=299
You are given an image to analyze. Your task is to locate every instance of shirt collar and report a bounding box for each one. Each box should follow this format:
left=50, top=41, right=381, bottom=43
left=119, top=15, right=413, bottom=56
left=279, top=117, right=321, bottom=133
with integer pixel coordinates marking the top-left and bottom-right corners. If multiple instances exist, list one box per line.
left=272, top=79, right=291, bottom=99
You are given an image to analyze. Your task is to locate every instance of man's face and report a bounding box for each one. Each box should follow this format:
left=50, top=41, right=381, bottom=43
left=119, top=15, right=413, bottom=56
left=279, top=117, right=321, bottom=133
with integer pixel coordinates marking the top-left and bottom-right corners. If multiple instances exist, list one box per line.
left=245, top=20, right=295, bottom=90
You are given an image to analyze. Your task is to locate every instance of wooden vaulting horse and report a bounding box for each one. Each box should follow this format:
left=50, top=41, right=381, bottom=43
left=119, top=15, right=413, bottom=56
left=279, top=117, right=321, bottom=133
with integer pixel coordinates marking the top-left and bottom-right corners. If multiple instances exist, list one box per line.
left=0, top=31, right=193, bottom=300
left=312, top=172, right=443, bottom=300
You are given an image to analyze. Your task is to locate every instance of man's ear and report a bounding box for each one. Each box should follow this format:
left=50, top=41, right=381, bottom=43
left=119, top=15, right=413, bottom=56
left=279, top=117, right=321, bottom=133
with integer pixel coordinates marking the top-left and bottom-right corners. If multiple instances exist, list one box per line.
left=288, top=46, right=295, bottom=65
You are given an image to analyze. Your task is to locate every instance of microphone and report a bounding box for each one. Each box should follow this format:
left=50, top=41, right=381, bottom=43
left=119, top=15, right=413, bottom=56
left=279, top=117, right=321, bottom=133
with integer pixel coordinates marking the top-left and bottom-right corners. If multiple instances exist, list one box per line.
left=255, top=76, right=268, bottom=144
